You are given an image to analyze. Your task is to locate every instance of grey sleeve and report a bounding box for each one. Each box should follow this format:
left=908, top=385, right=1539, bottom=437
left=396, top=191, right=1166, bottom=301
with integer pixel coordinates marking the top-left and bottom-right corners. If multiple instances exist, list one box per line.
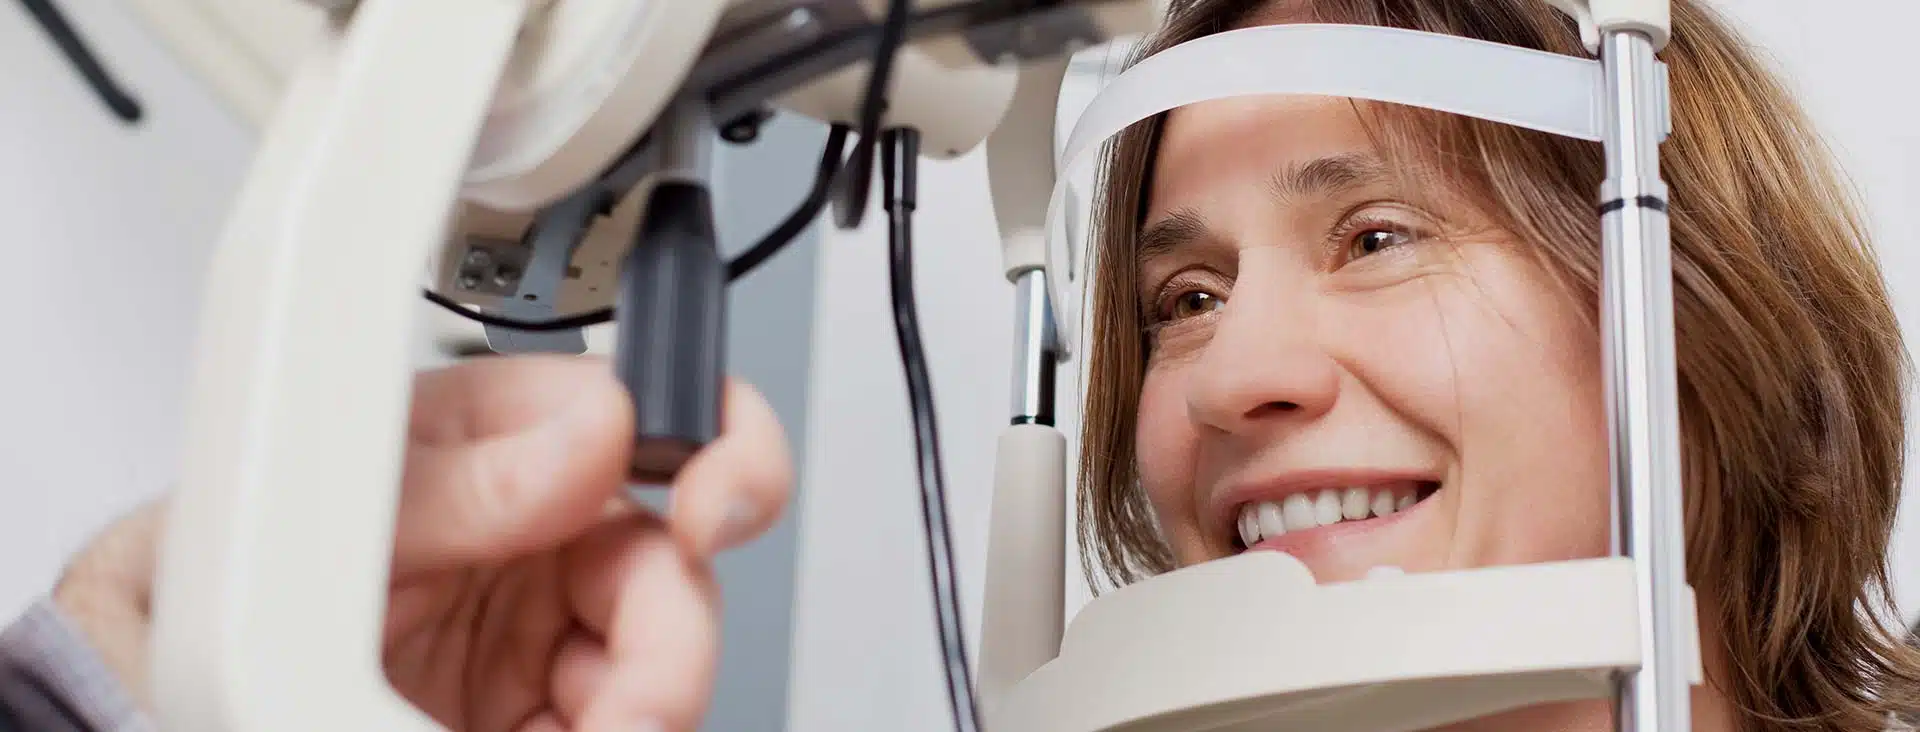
left=0, top=600, right=152, bottom=731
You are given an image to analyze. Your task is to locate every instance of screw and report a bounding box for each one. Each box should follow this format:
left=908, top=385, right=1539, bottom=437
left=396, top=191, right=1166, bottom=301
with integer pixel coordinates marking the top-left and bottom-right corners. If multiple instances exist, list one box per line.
left=720, top=108, right=775, bottom=145
left=782, top=7, right=815, bottom=32
left=493, top=266, right=521, bottom=289
left=463, top=249, right=493, bottom=268
left=457, top=274, right=481, bottom=290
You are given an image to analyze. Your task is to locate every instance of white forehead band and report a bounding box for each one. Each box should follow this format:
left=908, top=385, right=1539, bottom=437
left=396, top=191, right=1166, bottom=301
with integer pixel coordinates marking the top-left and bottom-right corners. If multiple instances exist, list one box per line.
left=1044, top=23, right=1660, bottom=354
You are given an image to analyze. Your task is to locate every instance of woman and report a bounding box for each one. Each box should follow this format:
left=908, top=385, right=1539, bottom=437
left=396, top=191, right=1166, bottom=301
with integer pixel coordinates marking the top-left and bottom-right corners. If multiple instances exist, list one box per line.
left=6, top=2, right=1913, bottom=732
left=1075, top=0, right=1920, bottom=730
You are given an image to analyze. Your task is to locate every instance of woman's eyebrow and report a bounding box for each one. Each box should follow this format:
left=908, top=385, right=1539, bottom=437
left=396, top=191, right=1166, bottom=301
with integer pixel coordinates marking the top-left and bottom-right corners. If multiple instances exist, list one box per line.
left=1136, top=208, right=1209, bottom=264
left=1135, top=154, right=1391, bottom=265
left=1265, top=153, right=1392, bottom=207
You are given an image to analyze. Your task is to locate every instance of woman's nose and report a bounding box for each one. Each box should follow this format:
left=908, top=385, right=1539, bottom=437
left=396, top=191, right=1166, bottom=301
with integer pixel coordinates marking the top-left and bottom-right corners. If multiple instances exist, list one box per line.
left=1185, top=289, right=1341, bottom=435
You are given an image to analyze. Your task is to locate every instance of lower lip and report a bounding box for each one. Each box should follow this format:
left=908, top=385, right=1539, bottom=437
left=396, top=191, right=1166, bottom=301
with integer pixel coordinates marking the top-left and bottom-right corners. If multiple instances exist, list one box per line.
left=1242, top=494, right=1429, bottom=556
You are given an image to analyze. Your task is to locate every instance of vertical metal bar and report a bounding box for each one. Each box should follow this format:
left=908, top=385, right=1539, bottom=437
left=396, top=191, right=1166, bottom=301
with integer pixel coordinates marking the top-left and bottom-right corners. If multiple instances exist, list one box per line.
left=1598, top=30, right=1687, bottom=732
left=655, top=97, right=716, bottom=184
left=1011, top=269, right=1059, bottom=426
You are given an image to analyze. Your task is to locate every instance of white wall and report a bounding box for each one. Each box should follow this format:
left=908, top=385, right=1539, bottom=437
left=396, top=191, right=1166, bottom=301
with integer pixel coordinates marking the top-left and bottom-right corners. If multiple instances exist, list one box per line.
left=787, top=3, right=1920, bottom=731
left=0, top=0, right=252, bottom=619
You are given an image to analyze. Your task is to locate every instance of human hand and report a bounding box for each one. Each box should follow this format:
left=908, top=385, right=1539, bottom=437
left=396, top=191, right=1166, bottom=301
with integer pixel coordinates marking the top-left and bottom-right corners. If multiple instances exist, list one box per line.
left=52, top=355, right=794, bottom=731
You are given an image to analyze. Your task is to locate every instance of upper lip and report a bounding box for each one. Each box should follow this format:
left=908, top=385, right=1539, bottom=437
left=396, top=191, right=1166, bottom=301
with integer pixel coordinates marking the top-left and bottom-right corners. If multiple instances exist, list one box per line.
left=1208, top=468, right=1440, bottom=542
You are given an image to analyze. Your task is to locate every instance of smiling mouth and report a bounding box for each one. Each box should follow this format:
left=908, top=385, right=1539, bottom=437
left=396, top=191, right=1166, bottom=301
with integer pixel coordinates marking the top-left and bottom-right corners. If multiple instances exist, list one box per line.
left=1232, top=480, right=1441, bottom=551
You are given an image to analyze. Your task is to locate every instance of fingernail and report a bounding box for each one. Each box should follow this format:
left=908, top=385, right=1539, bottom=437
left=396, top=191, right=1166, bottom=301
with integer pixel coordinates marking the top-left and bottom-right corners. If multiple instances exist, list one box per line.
left=1366, top=565, right=1405, bottom=580
left=634, top=720, right=666, bottom=732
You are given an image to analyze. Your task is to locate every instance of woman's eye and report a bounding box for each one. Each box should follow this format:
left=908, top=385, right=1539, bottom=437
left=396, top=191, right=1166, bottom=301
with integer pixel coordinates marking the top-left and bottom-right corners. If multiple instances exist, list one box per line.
left=1166, top=290, right=1224, bottom=320
left=1349, top=228, right=1411, bottom=259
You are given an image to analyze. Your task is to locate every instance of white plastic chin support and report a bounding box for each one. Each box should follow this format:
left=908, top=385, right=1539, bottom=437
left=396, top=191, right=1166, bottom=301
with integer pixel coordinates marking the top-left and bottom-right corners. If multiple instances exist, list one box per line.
left=993, top=554, right=1701, bottom=732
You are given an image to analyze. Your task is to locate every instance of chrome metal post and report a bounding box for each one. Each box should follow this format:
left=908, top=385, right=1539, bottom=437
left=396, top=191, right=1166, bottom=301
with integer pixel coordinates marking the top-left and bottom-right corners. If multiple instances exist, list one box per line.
left=655, top=96, right=715, bottom=185
left=1011, top=269, right=1060, bottom=425
left=1598, top=30, right=1686, bottom=732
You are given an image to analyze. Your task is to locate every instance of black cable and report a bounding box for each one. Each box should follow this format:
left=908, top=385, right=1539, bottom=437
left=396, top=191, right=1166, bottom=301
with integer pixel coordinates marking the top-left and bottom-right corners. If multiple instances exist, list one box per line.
left=421, top=291, right=611, bottom=331
left=883, top=126, right=980, bottom=732
left=424, top=122, right=851, bottom=330
left=725, top=123, right=851, bottom=281
left=830, top=0, right=913, bottom=230
left=18, top=0, right=142, bottom=123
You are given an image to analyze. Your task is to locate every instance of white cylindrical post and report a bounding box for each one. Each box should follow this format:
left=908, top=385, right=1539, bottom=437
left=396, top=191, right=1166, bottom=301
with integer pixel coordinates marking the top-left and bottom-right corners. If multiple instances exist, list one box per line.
left=978, top=270, right=1069, bottom=714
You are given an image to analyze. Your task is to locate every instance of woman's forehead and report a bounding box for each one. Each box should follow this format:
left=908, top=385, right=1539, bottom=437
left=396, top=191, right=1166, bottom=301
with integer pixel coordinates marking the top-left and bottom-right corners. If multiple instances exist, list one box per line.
left=1149, top=96, right=1383, bottom=207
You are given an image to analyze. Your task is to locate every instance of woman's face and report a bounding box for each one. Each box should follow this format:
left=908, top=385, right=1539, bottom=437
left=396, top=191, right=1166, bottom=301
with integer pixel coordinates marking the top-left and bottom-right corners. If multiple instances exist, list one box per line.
left=1133, top=93, right=1614, bottom=584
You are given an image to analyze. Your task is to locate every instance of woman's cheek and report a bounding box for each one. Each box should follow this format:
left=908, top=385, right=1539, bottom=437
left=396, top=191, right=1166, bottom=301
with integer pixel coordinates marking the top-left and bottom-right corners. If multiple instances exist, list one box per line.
left=1135, top=367, right=1206, bottom=556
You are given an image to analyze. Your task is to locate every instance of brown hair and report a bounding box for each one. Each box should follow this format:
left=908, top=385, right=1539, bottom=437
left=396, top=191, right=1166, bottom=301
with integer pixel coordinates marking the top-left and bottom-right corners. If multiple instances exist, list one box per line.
left=1075, top=0, right=1920, bottom=729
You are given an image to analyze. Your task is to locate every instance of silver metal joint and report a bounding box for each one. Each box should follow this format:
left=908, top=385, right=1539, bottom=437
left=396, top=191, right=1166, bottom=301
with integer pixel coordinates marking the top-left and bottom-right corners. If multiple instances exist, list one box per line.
left=1600, top=31, right=1671, bottom=209
left=1011, top=269, right=1059, bottom=426
left=655, top=98, right=715, bottom=186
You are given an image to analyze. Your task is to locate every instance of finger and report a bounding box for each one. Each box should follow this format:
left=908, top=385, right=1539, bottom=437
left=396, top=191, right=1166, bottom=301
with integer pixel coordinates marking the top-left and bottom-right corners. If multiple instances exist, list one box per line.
left=511, top=711, right=568, bottom=732
left=391, top=356, right=635, bottom=572
left=563, top=511, right=669, bottom=638
left=568, top=527, right=720, bottom=732
left=59, top=499, right=167, bottom=606
left=669, top=379, right=794, bottom=559
left=548, top=628, right=610, bottom=726
left=52, top=500, right=169, bottom=708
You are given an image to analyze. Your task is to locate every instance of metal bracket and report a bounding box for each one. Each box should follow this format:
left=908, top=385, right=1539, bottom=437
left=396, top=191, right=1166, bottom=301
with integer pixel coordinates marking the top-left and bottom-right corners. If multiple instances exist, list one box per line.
left=478, top=187, right=604, bottom=354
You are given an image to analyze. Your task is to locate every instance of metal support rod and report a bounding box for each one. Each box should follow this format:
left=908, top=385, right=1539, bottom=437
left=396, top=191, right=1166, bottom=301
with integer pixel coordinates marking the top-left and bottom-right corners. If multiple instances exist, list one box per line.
left=1011, top=268, right=1059, bottom=426
left=481, top=187, right=598, bottom=354
left=1598, top=30, right=1686, bottom=732
left=655, top=98, right=715, bottom=185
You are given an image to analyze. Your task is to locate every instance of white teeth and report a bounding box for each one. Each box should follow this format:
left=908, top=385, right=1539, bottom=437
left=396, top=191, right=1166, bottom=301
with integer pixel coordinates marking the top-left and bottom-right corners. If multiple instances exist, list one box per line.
left=1257, top=502, right=1287, bottom=538
left=1341, top=487, right=1370, bottom=520
left=1236, top=485, right=1430, bottom=546
left=1371, top=491, right=1397, bottom=518
left=1313, top=490, right=1343, bottom=526
left=1282, top=494, right=1317, bottom=531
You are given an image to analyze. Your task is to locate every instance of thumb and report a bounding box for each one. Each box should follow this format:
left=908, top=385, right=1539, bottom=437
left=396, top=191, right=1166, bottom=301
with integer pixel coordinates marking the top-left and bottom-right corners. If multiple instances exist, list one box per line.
left=390, top=357, right=635, bottom=574
left=54, top=500, right=169, bottom=709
